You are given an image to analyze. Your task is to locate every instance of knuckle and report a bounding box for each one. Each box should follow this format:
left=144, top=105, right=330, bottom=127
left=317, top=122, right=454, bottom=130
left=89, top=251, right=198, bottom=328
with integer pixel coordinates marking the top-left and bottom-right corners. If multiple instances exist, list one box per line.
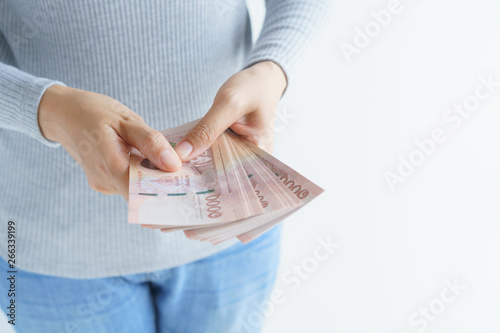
left=109, top=99, right=132, bottom=116
left=120, top=110, right=144, bottom=123
left=142, top=130, right=164, bottom=151
left=97, top=157, right=122, bottom=182
left=259, top=127, right=274, bottom=140
left=190, top=123, right=215, bottom=144
left=106, top=157, right=124, bottom=175
left=88, top=179, right=106, bottom=193
left=95, top=160, right=110, bottom=178
left=218, top=88, right=246, bottom=110
left=88, top=180, right=97, bottom=191
left=117, top=113, right=144, bottom=140
left=97, top=118, right=115, bottom=133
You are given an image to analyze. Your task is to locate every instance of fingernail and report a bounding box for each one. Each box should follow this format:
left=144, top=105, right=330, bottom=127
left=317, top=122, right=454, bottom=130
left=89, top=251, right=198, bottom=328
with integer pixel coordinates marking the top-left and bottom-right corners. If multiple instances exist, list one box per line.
left=159, top=149, right=181, bottom=170
left=175, top=141, right=193, bottom=160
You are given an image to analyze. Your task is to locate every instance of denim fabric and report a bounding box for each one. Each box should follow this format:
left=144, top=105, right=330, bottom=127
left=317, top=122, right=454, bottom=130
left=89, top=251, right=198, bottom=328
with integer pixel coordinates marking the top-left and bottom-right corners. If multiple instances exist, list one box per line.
left=0, top=225, right=281, bottom=333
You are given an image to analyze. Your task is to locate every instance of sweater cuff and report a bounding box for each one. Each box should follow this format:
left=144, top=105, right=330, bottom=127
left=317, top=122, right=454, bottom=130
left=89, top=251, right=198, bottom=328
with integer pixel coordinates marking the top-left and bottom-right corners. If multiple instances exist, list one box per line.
left=244, top=0, right=332, bottom=97
left=0, top=62, right=65, bottom=148
left=244, top=55, right=291, bottom=97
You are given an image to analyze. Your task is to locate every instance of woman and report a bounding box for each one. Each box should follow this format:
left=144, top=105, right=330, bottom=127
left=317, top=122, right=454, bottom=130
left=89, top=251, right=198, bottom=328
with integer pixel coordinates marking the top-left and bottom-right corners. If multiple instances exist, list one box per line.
left=0, top=1, right=330, bottom=332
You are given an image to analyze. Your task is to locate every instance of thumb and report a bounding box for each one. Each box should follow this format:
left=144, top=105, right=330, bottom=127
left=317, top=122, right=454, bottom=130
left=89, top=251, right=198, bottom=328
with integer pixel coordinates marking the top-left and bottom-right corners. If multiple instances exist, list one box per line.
left=175, top=101, right=244, bottom=162
left=122, top=121, right=182, bottom=172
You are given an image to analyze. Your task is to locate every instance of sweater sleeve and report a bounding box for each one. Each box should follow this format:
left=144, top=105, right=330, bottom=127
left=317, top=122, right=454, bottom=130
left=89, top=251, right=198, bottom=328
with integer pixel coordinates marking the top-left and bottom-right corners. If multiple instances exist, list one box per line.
left=245, top=0, right=333, bottom=88
left=0, top=62, right=64, bottom=148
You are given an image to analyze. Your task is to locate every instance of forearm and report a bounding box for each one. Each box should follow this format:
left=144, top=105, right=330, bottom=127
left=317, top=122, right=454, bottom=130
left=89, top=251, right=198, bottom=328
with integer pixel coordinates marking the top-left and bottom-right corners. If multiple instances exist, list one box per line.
left=246, top=0, right=332, bottom=88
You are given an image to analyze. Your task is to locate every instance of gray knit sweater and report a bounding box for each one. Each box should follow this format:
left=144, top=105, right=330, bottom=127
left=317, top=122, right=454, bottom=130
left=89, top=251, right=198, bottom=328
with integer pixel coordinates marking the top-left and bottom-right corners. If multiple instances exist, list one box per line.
left=0, top=0, right=330, bottom=278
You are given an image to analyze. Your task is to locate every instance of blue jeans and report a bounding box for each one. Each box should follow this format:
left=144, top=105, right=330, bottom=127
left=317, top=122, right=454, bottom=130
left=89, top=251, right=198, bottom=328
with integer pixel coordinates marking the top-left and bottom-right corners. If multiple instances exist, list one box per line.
left=0, top=226, right=281, bottom=333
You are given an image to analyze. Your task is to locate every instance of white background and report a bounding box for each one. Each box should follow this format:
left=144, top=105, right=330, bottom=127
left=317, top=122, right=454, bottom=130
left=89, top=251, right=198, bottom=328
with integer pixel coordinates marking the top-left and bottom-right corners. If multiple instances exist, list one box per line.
left=2, top=0, right=500, bottom=332
left=260, top=0, right=500, bottom=332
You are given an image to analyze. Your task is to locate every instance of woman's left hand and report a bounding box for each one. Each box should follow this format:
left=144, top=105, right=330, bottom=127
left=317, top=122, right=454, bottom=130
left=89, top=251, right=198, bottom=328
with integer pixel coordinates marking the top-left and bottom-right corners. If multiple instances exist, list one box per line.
left=174, top=61, right=287, bottom=161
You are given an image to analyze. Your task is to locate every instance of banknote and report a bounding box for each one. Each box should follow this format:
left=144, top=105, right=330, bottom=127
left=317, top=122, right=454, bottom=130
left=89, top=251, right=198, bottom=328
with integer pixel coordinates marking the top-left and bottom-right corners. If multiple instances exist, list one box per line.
left=129, top=119, right=324, bottom=244
left=182, top=131, right=324, bottom=244
left=181, top=131, right=304, bottom=243
left=128, top=122, right=264, bottom=227
left=231, top=132, right=324, bottom=243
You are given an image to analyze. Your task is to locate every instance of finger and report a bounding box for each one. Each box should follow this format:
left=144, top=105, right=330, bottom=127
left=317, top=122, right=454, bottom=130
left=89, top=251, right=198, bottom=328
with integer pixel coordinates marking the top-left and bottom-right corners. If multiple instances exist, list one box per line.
left=175, top=94, right=247, bottom=161
left=111, top=160, right=130, bottom=202
left=114, top=174, right=129, bottom=202
left=120, top=120, right=182, bottom=172
left=231, top=124, right=275, bottom=154
left=229, top=111, right=275, bottom=152
left=103, top=137, right=131, bottom=202
left=86, top=173, right=118, bottom=195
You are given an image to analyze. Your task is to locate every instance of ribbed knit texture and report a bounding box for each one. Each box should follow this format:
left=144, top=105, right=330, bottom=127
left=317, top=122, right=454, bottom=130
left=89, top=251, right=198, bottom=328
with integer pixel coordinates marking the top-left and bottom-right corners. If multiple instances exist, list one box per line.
left=0, top=0, right=331, bottom=278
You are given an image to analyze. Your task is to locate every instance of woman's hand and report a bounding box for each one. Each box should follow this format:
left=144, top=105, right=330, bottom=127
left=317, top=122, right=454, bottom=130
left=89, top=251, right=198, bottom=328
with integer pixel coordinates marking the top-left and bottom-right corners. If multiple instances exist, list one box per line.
left=38, top=85, right=182, bottom=201
left=174, top=61, right=287, bottom=161
left=37, top=61, right=285, bottom=201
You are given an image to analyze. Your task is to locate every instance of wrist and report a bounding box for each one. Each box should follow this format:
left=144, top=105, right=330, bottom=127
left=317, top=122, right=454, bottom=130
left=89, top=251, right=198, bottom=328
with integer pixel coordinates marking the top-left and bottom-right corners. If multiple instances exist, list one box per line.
left=250, top=61, right=288, bottom=95
left=38, top=84, right=72, bottom=142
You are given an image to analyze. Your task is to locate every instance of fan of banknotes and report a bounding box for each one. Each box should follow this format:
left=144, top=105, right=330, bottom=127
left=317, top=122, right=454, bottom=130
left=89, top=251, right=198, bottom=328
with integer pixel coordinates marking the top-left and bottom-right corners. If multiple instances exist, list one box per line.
left=128, top=119, right=324, bottom=244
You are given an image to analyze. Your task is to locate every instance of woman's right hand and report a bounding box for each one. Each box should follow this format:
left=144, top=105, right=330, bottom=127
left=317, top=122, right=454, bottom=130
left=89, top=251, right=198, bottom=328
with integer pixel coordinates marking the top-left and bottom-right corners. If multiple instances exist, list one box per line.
left=38, top=85, right=182, bottom=201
